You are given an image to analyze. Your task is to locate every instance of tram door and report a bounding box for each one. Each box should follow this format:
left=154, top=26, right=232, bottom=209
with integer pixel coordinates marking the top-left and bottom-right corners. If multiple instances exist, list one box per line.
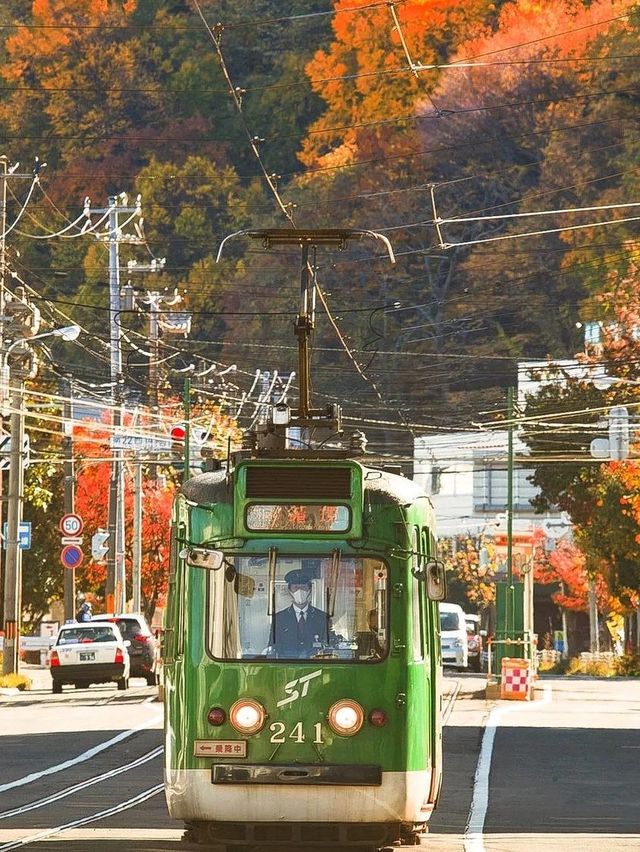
left=425, top=527, right=443, bottom=803
left=410, top=527, right=431, bottom=800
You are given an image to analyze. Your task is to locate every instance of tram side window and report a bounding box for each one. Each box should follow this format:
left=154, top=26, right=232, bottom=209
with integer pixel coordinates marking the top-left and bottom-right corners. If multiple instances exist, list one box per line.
left=164, top=521, right=183, bottom=662
left=411, top=527, right=424, bottom=661
left=206, top=554, right=389, bottom=662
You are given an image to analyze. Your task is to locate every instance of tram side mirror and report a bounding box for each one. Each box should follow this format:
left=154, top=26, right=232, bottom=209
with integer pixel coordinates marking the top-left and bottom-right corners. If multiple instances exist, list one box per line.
left=425, top=558, right=447, bottom=601
left=180, top=547, right=225, bottom=571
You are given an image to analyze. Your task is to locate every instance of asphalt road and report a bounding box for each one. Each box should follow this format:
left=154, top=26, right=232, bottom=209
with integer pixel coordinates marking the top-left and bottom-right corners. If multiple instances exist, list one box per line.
left=0, top=668, right=639, bottom=851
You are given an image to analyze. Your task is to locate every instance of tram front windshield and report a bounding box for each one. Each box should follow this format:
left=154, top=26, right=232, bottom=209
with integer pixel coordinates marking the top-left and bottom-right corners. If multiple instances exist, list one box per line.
left=207, top=554, right=388, bottom=662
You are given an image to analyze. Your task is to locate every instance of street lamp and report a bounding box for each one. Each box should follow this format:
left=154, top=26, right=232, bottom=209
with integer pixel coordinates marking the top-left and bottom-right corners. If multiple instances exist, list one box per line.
left=2, top=325, right=82, bottom=676
left=590, top=368, right=640, bottom=391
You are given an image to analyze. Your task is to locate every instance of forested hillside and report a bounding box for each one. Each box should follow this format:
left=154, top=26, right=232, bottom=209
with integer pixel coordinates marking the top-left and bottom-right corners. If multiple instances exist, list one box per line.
left=1, top=0, right=639, bottom=462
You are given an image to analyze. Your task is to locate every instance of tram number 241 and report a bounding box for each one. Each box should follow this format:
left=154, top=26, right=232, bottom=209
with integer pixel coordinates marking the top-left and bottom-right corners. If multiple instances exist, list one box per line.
left=269, top=721, right=324, bottom=744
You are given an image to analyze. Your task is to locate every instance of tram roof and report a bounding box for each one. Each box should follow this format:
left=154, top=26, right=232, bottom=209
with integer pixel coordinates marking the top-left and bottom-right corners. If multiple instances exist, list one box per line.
left=180, top=464, right=431, bottom=510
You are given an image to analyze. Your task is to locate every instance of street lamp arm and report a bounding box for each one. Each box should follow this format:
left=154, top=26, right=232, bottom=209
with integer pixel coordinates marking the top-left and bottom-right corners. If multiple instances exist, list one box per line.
left=4, top=325, right=81, bottom=359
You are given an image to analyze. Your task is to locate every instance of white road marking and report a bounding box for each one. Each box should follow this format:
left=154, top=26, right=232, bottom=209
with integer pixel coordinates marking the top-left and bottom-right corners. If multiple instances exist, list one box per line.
left=0, top=784, right=163, bottom=850
left=0, top=712, right=161, bottom=794
left=0, top=746, right=162, bottom=820
left=463, top=682, right=552, bottom=852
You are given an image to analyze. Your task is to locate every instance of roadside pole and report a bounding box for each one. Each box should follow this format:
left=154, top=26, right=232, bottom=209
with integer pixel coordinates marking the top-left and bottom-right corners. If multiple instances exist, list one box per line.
left=183, top=377, right=191, bottom=483
left=506, top=385, right=514, bottom=638
left=0, top=156, right=7, bottom=625
left=133, top=459, right=142, bottom=612
left=2, top=377, right=24, bottom=675
left=91, top=195, right=144, bottom=613
left=61, top=376, right=75, bottom=622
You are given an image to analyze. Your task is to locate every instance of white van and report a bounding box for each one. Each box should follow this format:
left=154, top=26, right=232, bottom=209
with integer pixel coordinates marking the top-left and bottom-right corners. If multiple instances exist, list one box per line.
left=439, top=603, right=468, bottom=670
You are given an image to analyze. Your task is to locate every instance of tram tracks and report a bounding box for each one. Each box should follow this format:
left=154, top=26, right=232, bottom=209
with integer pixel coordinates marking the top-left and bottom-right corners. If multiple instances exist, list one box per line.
left=442, top=677, right=461, bottom=725
left=0, top=784, right=164, bottom=851
left=0, top=746, right=162, bottom=822
left=0, top=710, right=161, bottom=794
left=0, top=698, right=165, bottom=850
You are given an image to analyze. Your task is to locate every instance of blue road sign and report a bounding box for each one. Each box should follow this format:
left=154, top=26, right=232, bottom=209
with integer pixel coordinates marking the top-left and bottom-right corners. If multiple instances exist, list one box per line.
left=61, top=544, right=84, bottom=569
left=2, top=521, right=31, bottom=550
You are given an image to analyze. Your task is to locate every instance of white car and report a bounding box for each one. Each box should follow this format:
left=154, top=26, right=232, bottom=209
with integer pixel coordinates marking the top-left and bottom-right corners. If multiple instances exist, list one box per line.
left=49, top=621, right=130, bottom=694
left=439, top=602, right=469, bottom=670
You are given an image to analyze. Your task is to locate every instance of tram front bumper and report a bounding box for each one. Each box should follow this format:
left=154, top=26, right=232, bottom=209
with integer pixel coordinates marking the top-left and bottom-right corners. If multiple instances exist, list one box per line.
left=212, top=763, right=381, bottom=785
left=165, top=767, right=432, bottom=824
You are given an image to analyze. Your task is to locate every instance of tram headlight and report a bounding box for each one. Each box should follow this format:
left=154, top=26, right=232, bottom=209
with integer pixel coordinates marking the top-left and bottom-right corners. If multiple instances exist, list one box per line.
left=327, top=699, right=364, bottom=736
left=229, top=699, right=266, bottom=735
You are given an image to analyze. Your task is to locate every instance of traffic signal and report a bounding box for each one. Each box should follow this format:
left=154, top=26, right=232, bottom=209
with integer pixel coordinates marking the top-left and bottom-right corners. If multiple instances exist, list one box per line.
left=170, top=423, right=208, bottom=471
left=91, top=529, right=110, bottom=561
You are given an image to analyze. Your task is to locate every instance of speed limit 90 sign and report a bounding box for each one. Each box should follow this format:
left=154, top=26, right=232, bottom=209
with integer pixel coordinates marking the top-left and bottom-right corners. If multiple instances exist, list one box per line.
left=59, top=513, right=84, bottom=536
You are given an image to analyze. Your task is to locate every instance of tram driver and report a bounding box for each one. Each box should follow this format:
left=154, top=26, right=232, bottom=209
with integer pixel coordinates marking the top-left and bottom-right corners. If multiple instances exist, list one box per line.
left=270, top=569, right=334, bottom=658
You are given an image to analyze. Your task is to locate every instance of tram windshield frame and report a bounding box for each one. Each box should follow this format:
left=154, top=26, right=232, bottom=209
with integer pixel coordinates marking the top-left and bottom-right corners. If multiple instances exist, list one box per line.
left=205, top=552, right=389, bottom=663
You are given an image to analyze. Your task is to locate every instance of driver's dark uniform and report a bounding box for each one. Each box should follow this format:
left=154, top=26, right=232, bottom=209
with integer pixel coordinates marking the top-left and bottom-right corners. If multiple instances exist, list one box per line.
left=271, top=605, right=331, bottom=658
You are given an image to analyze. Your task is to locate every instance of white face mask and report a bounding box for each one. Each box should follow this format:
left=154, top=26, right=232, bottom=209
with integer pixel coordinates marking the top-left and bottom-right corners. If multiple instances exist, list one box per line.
left=291, top=588, right=311, bottom=607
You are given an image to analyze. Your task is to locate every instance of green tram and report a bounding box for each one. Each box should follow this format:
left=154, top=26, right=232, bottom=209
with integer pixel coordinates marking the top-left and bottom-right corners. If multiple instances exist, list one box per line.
left=163, top=230, right=447, bottom=850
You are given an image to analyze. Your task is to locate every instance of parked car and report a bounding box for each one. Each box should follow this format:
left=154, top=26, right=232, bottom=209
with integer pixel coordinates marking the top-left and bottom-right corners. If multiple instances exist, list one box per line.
left=49, top=621, right=130, bottom=693
left=93, top=613, right=160, bottom=685
left=464, top=613, right=485, bottom=672
left=439, top=602, right=468, bottom=671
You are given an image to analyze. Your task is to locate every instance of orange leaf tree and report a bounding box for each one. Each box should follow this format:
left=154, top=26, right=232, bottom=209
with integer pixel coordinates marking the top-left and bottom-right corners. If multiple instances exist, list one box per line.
left=299, top=0, right=494, bottom=169
left=439, top=533, right=501, bottom=610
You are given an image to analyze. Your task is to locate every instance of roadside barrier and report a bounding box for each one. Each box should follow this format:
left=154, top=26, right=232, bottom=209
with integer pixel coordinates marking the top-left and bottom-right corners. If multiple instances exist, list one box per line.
left=499, top=657, right=532, bottom=701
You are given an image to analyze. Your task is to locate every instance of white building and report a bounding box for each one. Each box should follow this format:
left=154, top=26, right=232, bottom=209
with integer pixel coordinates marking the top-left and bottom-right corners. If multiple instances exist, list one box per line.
left=413, top=429, right=541, bottom=538
left=413, top=360, right=577, bottom=540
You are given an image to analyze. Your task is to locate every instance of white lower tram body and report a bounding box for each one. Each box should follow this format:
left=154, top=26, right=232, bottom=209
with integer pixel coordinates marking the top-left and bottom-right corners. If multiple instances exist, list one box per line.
left=165, top=768, right=433, bottom=823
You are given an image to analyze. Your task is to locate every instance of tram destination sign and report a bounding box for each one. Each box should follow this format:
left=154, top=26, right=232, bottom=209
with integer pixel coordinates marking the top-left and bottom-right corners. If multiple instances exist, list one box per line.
left=111, top=434, right=172, bottom=452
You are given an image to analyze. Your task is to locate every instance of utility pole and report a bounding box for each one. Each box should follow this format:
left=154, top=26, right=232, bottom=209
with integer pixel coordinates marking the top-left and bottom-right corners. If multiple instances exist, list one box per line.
left=588, top=574, right=599, bottom=653
left=0, top=157, right=37, bottom=641
left=132, top=460, right=142, bottom=613
left=92, top=195, right=144, bottom=614
left=2, top=375, right=25, bottom=675
left=506, top=385, right=514, bottom=638
left=2, top=324, right=80, bottom=675
left=0, top=155, right=7, bottom=625
left=125, top=260, right=171, bottom=484
left=61, top=376, right=75, bottom=622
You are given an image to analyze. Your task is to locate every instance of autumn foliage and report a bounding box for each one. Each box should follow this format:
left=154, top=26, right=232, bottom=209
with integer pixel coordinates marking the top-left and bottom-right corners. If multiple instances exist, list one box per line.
left=72, top=400, right=240, bottom=620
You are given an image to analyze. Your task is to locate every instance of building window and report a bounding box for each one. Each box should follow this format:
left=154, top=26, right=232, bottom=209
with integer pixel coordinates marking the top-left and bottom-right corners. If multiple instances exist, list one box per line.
left=473, top=458, right=538, bottom=511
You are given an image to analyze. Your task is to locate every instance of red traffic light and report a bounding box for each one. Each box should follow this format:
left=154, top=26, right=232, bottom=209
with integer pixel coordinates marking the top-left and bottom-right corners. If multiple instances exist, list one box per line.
left=170, top=423, right=186, bottom=441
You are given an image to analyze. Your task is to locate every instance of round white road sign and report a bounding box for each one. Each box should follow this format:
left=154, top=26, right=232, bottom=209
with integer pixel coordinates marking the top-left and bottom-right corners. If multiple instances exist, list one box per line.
left=59, top=513, right=84, bottom=537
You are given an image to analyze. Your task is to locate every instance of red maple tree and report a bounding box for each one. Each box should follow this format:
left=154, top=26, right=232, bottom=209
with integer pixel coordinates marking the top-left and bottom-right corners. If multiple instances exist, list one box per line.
left=73, top=413, right=174, bottom=621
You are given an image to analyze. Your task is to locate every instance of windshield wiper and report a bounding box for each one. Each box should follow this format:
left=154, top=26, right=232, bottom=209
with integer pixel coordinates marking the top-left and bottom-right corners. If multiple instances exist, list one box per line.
left=327, top=548, right=342, bottom=617
left=267, top=547, right=278, bottom=616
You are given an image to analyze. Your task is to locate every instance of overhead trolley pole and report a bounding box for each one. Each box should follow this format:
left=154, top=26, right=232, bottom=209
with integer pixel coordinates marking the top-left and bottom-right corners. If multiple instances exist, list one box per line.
left=216, top=229, right=395, bottom=449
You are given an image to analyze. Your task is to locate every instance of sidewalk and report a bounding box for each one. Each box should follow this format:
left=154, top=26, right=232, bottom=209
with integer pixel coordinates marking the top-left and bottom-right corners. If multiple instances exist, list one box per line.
left=0, top=662, right=51, bottom=697
left=20, top=662, right=52, bottom=690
